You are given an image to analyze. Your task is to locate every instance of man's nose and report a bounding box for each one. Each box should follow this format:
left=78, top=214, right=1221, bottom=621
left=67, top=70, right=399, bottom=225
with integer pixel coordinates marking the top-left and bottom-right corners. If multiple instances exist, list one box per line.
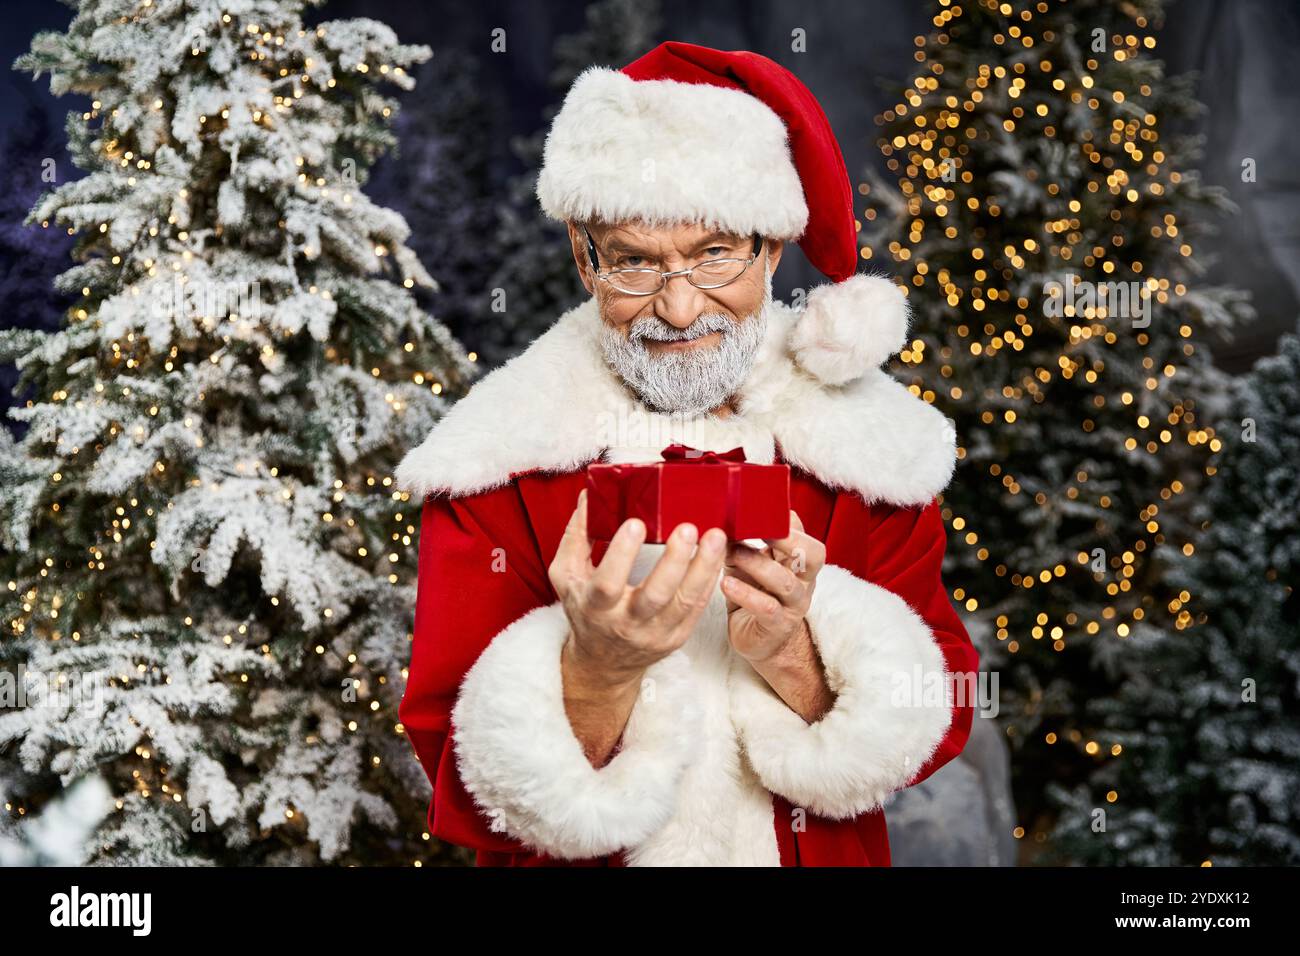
left=652, top=273, right=711, bottom=328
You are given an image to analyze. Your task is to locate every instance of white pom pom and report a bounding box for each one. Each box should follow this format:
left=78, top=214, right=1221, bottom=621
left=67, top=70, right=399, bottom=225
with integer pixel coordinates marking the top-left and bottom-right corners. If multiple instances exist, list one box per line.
left=789, top=274, right=910, bottom=386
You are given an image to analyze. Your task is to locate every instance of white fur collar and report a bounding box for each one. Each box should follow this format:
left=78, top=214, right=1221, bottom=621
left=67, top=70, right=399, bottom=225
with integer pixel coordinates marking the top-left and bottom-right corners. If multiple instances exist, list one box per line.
left=395, top=294, right=956, bottom=508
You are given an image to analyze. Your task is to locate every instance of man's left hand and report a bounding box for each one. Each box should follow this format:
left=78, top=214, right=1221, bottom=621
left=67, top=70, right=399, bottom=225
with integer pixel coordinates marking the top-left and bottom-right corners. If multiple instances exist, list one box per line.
left=721, top=509, right=826, bottom=664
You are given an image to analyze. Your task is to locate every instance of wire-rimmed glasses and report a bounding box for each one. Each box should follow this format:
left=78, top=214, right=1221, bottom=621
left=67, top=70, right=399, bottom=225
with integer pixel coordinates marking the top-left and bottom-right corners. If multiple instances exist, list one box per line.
left=583, top=228, right=764, bottom=296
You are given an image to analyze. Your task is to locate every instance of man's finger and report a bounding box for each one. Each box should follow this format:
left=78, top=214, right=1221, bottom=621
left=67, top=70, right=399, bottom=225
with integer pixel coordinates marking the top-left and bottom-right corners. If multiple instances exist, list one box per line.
left=668, top=527, right=728, bottom=625
left=723, top=542, right=764, bottom=583
left=630, top=522, right=698, bottom=620
left=720, top=571, right=751, bottom=614
left=762, top=511, right=825, bottom=581
left=721, top=573, right=783, bottom=621
left=727, top=542, right=804, bottom=609
left=586, top=516, right=645, bottom=610
left=723, top=544, right=766, bottom=612
left=550, top=489, right=595, bottom=591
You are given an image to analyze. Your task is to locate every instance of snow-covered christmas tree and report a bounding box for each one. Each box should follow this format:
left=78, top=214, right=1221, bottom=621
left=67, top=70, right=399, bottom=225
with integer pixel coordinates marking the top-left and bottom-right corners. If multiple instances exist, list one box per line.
left=0, top=0, right=472, bottom=865
left=1047, top=332, right=1300, bottom=865
left=859, top=0, right=1252, bottom=857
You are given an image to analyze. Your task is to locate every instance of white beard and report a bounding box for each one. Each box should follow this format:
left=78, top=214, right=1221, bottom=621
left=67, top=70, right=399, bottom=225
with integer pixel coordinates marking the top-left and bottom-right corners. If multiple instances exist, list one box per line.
left=598, top=269, right=773, bottom=417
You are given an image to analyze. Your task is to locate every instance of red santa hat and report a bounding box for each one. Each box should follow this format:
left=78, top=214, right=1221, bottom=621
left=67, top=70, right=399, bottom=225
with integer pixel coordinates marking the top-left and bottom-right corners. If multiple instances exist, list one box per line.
left=535, top=40, right=909, bottom=383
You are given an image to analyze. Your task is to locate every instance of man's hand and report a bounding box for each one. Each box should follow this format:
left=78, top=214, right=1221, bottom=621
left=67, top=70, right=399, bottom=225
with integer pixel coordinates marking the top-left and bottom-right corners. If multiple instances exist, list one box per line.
left=721, top=509, right=826, bottom=664
left=722, top=510, right=836, bottom=723
left=549, top=489, right=728, bottom=766
left=550, top=488, right=729, bottom=684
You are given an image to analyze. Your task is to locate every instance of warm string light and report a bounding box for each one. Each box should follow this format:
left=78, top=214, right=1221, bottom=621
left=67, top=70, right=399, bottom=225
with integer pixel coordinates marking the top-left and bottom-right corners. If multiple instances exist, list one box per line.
left=860, top=0, right=1228, bottom=845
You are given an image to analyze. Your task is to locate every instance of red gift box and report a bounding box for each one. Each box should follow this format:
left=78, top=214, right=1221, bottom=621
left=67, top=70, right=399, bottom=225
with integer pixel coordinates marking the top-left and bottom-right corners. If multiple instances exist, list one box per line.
left=586, top=443, right=790, bottom=543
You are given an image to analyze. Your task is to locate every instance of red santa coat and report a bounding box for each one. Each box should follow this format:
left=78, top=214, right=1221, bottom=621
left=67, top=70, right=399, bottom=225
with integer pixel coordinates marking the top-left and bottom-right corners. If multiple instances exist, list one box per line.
left=394, top=285, right=979, bottom=866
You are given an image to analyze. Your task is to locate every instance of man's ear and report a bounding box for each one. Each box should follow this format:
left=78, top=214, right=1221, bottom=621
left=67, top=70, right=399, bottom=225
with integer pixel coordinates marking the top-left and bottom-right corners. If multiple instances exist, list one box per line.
left=764, top=237, right=785, bottom=277
left=567, top=221, right=596, bottom=295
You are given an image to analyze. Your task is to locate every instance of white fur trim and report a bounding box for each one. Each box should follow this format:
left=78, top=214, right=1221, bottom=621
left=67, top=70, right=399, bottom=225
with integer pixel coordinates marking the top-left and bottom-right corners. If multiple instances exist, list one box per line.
left=790, top=273, right=911, bottom=385
left=614, top=545, right=782, bottom=866
left=535, top=66, right=809, bottom=239
left=394, top=295, right=956, bottom=507
left=730, top=563, right=955, bottom=819
left=449, top=601, right=701, bottom=859
left=737, top=296, right=956, bottom=506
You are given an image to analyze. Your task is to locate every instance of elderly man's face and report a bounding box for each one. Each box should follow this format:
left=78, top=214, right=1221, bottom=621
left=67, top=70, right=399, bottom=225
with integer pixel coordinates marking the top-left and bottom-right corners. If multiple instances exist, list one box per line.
left=567, top=219, right=784, bottom=416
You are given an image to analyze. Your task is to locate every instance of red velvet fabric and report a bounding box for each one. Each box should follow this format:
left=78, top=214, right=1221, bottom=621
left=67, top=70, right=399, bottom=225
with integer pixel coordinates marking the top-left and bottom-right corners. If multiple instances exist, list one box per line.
left=399, top=455, right=978, bottom=867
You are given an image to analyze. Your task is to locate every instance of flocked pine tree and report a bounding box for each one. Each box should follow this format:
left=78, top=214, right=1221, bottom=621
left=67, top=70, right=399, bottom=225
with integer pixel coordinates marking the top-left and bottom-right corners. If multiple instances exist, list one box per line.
left=1046, top=332, right=1300, bottom=865
left=859, top=0, right=1252, bottom=857
left=0, top=0, right=472, bottom=865
left=480, top=0, right=662, bottom=366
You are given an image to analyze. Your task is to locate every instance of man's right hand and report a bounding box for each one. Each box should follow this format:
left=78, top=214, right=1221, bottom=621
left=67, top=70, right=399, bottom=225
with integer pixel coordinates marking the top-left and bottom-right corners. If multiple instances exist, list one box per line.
left=549, top=487, right=728, bottom=690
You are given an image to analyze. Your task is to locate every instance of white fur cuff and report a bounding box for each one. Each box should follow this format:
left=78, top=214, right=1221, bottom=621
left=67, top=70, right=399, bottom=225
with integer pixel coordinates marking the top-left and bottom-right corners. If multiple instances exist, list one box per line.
left=450, top=602, right=702, bottom=859
left=731, top=564, right=954, bottom=819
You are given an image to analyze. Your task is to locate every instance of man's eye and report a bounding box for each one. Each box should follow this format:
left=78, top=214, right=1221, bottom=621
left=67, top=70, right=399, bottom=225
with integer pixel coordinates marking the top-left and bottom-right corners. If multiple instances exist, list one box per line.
left=619, top=256, right=645, bottom=267
left=703, top=246, right=726, bottom=257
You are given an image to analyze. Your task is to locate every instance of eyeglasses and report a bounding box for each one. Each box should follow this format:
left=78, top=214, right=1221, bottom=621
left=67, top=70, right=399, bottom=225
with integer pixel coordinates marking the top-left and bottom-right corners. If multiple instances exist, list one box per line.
left=584, top=227, right=763, bottom=296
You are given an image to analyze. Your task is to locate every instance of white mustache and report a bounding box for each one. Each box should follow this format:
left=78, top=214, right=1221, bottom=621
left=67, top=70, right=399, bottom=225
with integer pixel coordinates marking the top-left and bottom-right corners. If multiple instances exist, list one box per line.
left=627, top=313, right=733, bottom=343
left=626, top=312, right=738, bottom=343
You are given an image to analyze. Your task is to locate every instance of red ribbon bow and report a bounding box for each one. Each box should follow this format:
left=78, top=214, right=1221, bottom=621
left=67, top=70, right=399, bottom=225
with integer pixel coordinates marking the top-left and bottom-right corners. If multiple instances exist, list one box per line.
left=659, top=443, right=747, bottom=464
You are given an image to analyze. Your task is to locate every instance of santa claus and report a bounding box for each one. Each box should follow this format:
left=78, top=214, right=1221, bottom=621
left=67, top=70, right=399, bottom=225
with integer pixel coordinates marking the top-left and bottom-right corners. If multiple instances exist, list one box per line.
left=394, top=41, right=979, bottom=866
